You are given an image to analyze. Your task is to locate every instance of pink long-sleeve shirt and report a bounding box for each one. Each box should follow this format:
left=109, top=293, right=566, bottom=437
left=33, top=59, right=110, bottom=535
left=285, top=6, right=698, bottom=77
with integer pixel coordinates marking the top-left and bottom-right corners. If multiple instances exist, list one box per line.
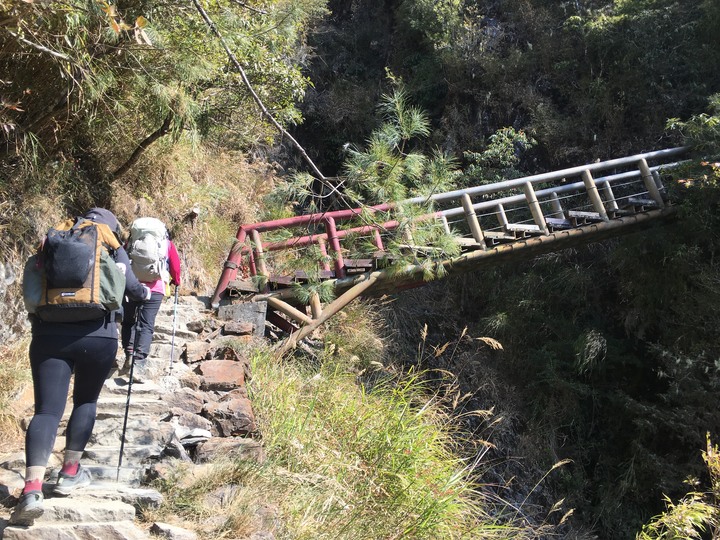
left=144, top=239, right=181, bottom=294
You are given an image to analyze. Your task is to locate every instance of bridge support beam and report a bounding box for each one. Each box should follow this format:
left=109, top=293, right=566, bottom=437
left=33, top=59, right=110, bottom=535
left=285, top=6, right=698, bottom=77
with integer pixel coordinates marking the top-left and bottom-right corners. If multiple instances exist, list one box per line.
left=251, top=230, right=269, bottom=277
left=582, top=170, right=609, bottom=220
left=601, top=180, right=619, bottom=212
left=266, top=297, right=313, bottom=325
left=639, top=158, right=666, bottom=207
left=276, top=273, right=379, bottom=356
left=310, top=293, right=322, bottom=319
left=496, top=204, right=509, bottom=229
left=462, top=194, right=486, bottom=248
left=440, top=215, right=452, bottom=235
left=549, top=192, right=565, bottom=218
left=318, top=238, right=331, bottom=272
left=523, top=182, right=549, bottom=233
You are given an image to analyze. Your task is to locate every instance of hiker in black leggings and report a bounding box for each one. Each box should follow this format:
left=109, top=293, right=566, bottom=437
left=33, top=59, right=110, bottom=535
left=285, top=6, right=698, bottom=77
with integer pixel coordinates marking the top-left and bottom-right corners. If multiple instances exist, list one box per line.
left=25, top=336, right=117, bottom=469
left=10, top=208, right=150, bottom=527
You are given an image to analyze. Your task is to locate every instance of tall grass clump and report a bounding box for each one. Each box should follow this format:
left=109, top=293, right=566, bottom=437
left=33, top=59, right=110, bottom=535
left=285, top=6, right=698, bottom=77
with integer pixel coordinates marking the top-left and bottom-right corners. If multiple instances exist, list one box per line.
left=636, top=433, right=720, bottom=539
left=321, top=301, right=386, bottom=370
left=154, top=339, right=540, bottom=539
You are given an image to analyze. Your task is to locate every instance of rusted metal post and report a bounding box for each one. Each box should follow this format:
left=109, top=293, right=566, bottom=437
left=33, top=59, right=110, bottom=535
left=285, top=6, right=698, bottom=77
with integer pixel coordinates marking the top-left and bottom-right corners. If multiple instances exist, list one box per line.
left=638, top=158, right=666, bottom=207
left=523, top=181, right=549, bottom=233
left=461, top=193, right=486, bottom=248
left=247, top=247, right=258, bottom=276
left=324, top=216, right=346, bottom=278
left=251, top=229, right=269, bottom=277
left=211, top=228, right=248, bottom=308
left=374, top=229, right=385, bottom=251
left=581, top=170, right=609, bottom=220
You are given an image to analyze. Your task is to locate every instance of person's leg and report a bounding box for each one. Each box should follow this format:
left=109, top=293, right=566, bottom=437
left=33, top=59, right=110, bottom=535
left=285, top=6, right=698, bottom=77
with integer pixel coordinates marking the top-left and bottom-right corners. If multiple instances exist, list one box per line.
left=11, top=338, right=73, bottom=524
left=54, top=336, right=116, bottom=495
left=130, top=292, right=163, bottom=382
left=23, top=338, right=73, bottom=492
left=63, top=337, right=116, bottom=461
left=132, top=292, right=163, bottom=361
left=120, top=298, right=139, bottom=365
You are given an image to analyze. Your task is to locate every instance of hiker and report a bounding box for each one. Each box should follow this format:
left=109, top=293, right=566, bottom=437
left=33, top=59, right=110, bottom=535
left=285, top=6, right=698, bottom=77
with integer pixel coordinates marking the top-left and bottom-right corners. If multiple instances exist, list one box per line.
left=10, top=208, right=150, bottom=526
left=119, top=217, right=181, bottom=382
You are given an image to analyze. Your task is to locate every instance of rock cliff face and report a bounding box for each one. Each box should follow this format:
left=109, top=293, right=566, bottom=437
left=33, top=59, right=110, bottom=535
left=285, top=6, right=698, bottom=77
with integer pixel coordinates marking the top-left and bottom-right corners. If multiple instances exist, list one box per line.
left=0, top=294, right=273, bottom=539
left=0, top=261, right=28, bottom=345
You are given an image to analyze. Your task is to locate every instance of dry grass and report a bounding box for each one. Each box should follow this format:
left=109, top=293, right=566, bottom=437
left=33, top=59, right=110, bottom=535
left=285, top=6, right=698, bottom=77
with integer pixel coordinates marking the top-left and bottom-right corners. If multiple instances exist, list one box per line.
left=149, top=334, right=549, bottom=540
left=0, top=337, right=31, bottom=453
left=322, top=301, right=387, bottom=369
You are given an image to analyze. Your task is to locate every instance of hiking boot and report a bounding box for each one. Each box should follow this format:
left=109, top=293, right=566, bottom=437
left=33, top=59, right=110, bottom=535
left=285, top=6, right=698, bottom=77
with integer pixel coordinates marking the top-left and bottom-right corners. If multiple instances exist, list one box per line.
left=9, top=491, right=44, bottom=526
left=118, top=351, right=133, bottom=377
left=131, top=359, right=150, bottom=384
left=52, top=466, right=92, bottom=496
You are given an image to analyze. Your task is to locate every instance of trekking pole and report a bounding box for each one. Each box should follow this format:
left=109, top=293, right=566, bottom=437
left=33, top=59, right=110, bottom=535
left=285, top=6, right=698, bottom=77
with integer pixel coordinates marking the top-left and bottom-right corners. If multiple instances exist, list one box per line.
left=169, top=284, right=179, bottom=373
left=117, top=317, right=142, bottom=482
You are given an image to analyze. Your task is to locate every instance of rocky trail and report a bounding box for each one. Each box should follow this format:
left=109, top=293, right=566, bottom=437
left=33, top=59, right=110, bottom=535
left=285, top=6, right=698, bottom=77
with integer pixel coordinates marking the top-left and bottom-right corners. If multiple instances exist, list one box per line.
left=0, top=295, right=267, bottom=540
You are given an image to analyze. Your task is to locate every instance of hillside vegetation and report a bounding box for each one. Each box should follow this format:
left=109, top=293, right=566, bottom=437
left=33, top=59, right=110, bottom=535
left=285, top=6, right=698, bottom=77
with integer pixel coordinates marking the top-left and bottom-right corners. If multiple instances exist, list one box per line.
left=2, top=1, right=720, bottom=538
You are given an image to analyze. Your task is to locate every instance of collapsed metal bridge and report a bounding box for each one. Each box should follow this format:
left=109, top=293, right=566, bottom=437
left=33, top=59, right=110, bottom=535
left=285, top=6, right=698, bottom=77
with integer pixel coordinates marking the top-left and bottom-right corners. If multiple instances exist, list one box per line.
left=211, top=147, right=688, bottom=348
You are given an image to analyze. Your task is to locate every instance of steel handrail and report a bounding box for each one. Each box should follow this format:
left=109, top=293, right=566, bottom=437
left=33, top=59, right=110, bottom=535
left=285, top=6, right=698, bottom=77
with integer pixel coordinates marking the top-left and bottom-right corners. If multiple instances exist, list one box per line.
left=211, top=147, right=689, bottom=307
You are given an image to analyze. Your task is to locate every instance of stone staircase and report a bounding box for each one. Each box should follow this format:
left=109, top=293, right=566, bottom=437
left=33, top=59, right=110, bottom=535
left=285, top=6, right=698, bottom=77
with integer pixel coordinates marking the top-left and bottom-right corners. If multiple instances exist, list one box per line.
left=0, top=295, right=264, bottom=539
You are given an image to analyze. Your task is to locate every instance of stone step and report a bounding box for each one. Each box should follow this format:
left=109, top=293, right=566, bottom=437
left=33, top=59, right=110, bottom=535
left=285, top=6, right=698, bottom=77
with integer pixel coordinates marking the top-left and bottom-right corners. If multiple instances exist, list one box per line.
left=83, top=444, right=164, bottom=466
left=84, top=465, right=146, bottom=485
left=90, top=416, right=175, bottom=447
left=27, top=495, right=135, bottom=524
left=152, top=324, right=197, bottom=341
left=2, top=520, right=151, bottom=539
left=93, top=397, right=169, bottom=420
left=102, top=378, right=166, bottom=396
left=60, top=482, right=164, bottom=509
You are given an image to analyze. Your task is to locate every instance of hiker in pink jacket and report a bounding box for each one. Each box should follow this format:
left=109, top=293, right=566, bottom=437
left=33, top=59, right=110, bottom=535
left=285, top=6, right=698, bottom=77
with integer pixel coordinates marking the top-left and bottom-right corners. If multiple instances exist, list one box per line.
left=119, top=217, right=181, bottom=382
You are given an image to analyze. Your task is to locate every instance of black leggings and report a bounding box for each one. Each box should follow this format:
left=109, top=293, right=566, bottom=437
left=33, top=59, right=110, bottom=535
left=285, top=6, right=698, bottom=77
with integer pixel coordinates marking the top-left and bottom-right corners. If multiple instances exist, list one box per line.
left=26, top=335, right=116, bottom=467
left=121, top=292, right=163, bottom=360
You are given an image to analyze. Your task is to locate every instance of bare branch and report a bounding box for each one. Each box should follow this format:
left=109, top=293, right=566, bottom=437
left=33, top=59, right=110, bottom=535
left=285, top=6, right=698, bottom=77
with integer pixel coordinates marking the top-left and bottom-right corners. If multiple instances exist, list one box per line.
left=7, top=30, right=71, bottom=61
left=227, top=0, right=267, bottom=15
left=112, top=114, right=173, bottom=180
left=190, top=0, right=335, bottom=191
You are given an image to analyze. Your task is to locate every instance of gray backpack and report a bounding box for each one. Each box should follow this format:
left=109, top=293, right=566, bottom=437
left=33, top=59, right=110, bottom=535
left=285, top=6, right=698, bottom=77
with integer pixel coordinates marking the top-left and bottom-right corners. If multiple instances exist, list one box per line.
left=127, top=217, right=168, bottom=282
